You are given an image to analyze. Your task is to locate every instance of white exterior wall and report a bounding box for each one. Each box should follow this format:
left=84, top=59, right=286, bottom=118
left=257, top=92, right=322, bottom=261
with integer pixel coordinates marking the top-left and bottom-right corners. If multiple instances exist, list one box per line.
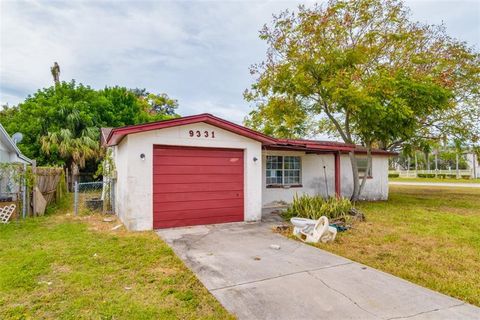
left=113, top=122, right=263, bottom=231
left=262, top=151, right=336, bottom=206
left=340, top=154, right=389, bottom=200
left=0, top=139, right=25, bottom=163
left=262, top=151, right=390, bottom=205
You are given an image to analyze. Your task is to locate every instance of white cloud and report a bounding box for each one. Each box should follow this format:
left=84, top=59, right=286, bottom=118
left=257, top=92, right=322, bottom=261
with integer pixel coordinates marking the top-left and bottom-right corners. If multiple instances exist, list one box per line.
left=1, top=0, right=478, bottom=124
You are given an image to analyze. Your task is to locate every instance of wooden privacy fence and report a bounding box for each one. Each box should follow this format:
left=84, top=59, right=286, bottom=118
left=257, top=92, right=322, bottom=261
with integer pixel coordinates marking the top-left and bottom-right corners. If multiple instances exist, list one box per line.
left=35, top=167, right=65, bottom=205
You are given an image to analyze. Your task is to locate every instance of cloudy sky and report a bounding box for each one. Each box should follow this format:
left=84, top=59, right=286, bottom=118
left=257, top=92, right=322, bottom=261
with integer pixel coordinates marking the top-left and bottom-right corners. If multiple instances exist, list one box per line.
left=1, top=0, right=479, bottom=124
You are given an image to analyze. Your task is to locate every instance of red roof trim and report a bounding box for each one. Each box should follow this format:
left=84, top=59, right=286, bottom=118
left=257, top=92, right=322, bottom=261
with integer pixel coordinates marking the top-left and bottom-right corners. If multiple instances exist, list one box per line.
left=352, top=149, right=399, bottom=156
left=105, top=113, right=396, bottom=155
left=106, top=114, right=277, bottom=146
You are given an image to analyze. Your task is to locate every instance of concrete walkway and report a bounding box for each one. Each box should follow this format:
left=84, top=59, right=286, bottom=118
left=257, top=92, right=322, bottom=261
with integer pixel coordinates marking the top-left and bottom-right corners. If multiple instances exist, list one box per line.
left=157, top=217, right=480, bottom=320
left=389, top=181, right=480, bottom=188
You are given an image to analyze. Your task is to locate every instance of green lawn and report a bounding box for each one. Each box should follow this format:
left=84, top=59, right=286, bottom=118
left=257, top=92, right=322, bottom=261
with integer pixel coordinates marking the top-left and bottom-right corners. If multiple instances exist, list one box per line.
left=389, top=177, right=480, bottom=183
left=0, top=197, right=233, bottom=320
left=314, top=185, right=480, bottom=306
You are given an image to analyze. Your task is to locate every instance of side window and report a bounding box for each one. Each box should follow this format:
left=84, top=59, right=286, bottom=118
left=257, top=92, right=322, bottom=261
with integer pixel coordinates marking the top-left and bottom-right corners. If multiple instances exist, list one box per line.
left=356, top=156, right=372, bottom=178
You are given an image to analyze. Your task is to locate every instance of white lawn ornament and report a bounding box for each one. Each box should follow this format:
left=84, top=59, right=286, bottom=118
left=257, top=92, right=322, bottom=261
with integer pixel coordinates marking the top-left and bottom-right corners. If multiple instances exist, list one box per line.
left=299, top=216, right=337, bottom=243
left=0, top=204, right=16, bottom=224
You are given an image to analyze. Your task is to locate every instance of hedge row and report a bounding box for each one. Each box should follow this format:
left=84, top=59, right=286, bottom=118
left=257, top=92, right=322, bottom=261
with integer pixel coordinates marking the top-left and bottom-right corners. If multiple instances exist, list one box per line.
left=388, top=173, right=400, bottom=178
left=417, top=173, right=471, bottom=179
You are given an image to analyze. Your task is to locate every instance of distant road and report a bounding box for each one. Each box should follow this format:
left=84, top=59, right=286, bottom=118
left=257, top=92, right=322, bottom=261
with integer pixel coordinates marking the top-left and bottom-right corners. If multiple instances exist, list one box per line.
left=389, top=181, right=480, bottom=188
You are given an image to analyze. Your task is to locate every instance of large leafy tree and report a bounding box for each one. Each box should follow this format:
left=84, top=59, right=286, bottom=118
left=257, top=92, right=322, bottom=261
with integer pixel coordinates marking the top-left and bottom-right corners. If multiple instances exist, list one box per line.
left=245, top=0, right=479, bottom=200
left=0, top=81, right=178, bottom=181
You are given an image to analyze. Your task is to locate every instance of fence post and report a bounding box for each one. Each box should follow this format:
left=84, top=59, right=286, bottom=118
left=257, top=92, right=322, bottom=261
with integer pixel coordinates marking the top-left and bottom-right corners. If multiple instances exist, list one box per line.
left=74, top=181, right=79, bottom=216
left=22, top=163, right=27, bottom=219
left=32, top=160, right=37, bottom=216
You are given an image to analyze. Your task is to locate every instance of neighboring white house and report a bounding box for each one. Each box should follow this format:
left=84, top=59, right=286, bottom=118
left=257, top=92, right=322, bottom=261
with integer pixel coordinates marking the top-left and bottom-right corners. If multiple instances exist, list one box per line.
left=102, top=114, right=395, bottom=231
left=0, top=123, right=32, bottom=201
left=0, top=123, right=32, bottom=165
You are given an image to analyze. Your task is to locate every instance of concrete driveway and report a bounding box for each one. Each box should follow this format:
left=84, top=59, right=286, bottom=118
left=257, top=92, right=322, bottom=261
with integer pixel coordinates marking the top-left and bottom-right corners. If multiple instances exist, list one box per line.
left=157, top=215, right=480, bottom=320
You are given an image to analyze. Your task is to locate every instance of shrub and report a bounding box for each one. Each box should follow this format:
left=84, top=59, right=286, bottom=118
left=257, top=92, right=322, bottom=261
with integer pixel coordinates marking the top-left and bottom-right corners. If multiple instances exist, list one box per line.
left=461, top=175, right=471, bottom=180
left=417, top=173, right=435, bottom=178
left=284, top=194, right=353, bottom=221
left=388, top=173, right=400, bottom=178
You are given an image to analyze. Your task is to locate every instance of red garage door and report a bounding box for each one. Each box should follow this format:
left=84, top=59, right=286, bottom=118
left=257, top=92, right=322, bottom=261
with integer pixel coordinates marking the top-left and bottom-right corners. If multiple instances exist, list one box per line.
left=153, top=145, right=244, bottom=229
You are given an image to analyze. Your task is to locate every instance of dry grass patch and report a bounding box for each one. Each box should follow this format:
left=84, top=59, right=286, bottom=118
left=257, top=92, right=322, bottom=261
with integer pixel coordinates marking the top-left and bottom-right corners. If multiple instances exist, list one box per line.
left=310, top=185, right=480, bottom=306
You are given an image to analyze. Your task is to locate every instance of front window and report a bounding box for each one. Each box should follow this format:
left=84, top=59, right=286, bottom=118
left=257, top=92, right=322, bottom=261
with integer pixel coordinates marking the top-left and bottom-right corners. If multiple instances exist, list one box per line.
left=266, top=155, right=301, bottom=186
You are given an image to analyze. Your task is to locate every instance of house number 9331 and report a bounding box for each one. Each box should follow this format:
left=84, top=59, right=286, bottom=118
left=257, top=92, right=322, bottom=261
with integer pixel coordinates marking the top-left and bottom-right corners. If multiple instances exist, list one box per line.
left=189, top=130, right=215, bottom=138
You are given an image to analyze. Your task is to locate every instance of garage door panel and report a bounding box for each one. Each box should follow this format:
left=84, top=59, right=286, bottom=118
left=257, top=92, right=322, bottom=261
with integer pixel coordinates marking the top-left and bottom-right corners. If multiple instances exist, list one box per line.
left=154, top=148, right=243, bottom=158
left=153, top=165, right=243, bottom=175
left=153, top=145, right=244, bottom=229
left=154, top=215, right=243, bottom=229
left=153, top=174, right=242, bottom=184
left=154, top=198, right=244, bottom=212
left=153, top=156, right=241, bottom=166
left=154, top=190, right=243, bottom=202
left=154, top=206, right=243, bottom=222
left=153, top=182, right=243, bottom=193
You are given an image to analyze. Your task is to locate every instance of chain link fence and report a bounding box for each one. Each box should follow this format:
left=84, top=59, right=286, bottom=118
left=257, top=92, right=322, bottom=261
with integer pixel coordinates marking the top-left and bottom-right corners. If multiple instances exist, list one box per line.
left=0, top=163, right=28, bottom=220
left=73, top=180, right=115, bottom=216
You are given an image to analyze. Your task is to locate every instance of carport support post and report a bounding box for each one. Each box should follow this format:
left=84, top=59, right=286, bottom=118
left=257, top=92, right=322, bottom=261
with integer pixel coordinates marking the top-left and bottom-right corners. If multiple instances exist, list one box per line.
left=334, top=152, right=341, bottom=198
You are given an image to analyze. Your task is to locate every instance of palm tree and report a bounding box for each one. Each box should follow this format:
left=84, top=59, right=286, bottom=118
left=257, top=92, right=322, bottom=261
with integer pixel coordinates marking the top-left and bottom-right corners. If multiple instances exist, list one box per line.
left=51, top=62, right=60, bottom=85
left=41, top=127, right=100, bottom=190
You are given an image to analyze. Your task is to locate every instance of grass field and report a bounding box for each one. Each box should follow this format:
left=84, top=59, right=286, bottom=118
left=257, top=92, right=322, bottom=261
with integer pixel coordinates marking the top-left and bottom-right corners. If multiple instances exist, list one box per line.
left=0, top=197, right=233, bottom=320
left=389, top=177, right=480, bottom=183
left=314, top=185, right=480, bottom=306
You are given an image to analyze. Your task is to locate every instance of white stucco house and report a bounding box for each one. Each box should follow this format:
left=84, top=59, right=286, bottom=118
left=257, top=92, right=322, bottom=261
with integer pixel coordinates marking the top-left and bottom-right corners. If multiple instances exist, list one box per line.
left=102, top=114, right=395, bottom=231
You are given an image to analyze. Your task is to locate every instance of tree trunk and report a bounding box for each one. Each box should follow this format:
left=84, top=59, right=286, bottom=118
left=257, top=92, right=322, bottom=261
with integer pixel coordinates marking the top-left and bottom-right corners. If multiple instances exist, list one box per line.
left=349, top=151, right=360, bottom=202
left=415, top=153, right=418, bottom=177
left=349, top=144, right=372, bottom=201
left=425, top=152, right=430, bottom=172
left=456, top=153, right=459, bottom=179
left=358, top=144, right=372, bottom=197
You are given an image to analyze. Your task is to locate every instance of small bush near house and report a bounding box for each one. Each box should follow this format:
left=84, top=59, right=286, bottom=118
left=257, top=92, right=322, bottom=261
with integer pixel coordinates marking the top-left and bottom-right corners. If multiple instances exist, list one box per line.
left=284, top=194, right=353, bottom=223
left=461, top=175, right=471, bottom=179
left=388, top=173, right=400, bottom=178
